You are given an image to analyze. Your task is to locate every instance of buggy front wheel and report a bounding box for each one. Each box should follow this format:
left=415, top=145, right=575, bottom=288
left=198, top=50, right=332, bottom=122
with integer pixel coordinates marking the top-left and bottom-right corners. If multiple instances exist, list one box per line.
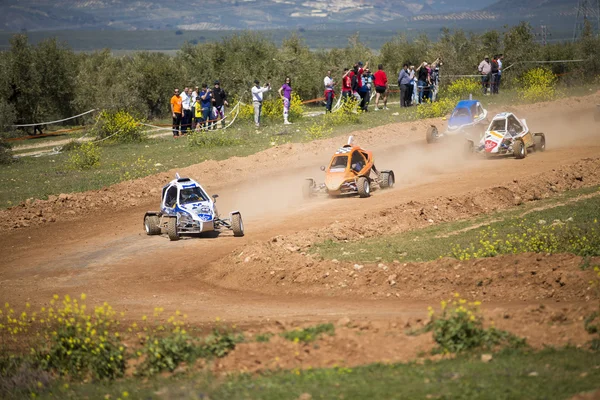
left=357, top=176, right=371, bottom=198
left=231, top=213, right=244, bottom=237
left=166, top=217, right=180, bottom=241
left=426, top=126, right=439, bottom=144
left=514, top=139, right=526, bottom=159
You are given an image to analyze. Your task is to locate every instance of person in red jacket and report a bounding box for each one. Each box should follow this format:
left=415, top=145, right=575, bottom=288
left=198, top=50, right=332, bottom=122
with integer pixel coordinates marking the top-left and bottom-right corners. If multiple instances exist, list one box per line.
left=341, top=68, right=352, bottom=101
left=373, top=64, right=388, bottom=110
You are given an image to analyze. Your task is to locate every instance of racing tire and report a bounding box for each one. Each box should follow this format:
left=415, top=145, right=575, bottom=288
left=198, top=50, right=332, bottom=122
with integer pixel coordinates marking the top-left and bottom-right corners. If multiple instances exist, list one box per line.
left=357, top=176, right=371, bottom=198
left=380, top=171, right=395, bottom=189
left=231, top=213, right=244, bottom=237
left=534, top=134, right=546, bottom=152
left=426, top=126, right=439, bottom=144
left=166, top=217, right=180, bottom=241
left=144, top=215, right=161, bottom=236
left=514, top=139, right=526, bottom=159
left=302, top=179, right=314, bottom=199
left=464, top=140, right=474, bottom=158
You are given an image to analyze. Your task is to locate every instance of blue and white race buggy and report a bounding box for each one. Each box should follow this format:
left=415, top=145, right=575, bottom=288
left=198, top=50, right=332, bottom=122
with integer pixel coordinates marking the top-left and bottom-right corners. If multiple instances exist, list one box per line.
left=143, top=174, right=244, bottom=241
left=426, top=100, right=488, bottom=144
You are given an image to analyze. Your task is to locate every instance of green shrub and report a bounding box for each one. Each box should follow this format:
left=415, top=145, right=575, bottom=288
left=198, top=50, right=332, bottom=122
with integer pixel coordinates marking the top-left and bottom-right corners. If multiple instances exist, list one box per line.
left=136, top=331, right=195, bottom=376
left=67, top=141, right=101, bottom=170
left=96, top=110, right=145, bottom=143
left=0, top=99, right=16, bottom=134
left=280, top=323, right=335, bottom=343
left=60, top=140, right=82, bottom=152
left=517, top=67, right=557, bottom=102
left=199, top=327, right=244, bottom=359
left=325, top=97, right=361, bottom=126
left=255, top=333, right=274, bottom=343
left=32, top=296, right=127, bottom=380
left=187, top=130, right=240, bottom=148
left=445, top=78, right=481, bottom=100
left=449, top=219, right=600, bottom=261
left=0, top=141, right=14, bottom=165
left=119, top=155, right=159, bottom=181
left=305, top=122, right=333, bottom=141
left=425, top=295, right=525, bottom=354
left=416, top=97, right=457, bottom=119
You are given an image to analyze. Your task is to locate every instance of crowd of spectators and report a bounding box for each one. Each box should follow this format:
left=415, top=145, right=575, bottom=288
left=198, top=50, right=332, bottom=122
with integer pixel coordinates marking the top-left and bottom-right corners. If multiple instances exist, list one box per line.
left=169, top=55, right=504, bottom=136
left=170, top=81, right=229, bottom=137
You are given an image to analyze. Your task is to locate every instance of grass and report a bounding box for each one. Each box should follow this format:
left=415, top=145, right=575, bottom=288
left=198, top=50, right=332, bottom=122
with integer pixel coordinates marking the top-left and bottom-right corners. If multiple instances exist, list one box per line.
left=1, top=85, right=598, bottom=209
left=30, top=347, right=600, bottom=400
left=313, top=186, right=600, bottom=263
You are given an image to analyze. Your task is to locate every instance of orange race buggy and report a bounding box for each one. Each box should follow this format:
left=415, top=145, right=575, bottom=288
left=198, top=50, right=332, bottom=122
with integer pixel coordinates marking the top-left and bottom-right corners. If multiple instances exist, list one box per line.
left=303, top=136, right=395, bottom=198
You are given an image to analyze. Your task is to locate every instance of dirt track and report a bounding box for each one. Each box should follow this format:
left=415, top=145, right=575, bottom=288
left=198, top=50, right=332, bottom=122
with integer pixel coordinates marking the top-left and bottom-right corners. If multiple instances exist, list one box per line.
left=1, top=93, right=600, bottom=369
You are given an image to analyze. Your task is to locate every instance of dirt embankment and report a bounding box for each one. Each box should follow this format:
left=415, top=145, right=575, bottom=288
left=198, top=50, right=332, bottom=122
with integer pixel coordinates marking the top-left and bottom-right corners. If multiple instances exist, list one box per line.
left=204, top=158, right=600, bottom=301
left=212, top=300, right=597, bottom=374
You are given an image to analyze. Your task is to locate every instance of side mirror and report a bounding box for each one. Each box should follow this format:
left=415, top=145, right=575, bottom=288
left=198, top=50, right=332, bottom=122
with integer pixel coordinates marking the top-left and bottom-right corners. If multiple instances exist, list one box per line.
left=320, top=166, right=326, bottom=171
left=212, top=194, right=219, bottom=203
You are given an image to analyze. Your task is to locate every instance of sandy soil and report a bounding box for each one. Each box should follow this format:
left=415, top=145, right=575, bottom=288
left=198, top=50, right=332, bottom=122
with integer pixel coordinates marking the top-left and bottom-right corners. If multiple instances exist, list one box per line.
left=1, top=92, right=599, bottom=371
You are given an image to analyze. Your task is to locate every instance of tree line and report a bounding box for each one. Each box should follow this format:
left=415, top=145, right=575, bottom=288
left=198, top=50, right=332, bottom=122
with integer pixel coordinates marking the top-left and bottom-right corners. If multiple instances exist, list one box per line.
left=0, top=22, right=598, bottom=134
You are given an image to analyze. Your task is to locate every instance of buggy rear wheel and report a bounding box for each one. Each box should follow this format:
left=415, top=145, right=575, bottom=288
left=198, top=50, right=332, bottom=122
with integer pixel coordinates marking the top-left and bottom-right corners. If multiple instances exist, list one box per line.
left=302, top=179, right=314, bottom=199
left=514, top=139, right=526, bottom=159
left=464, top=140, right=474, bottom=157
left=231, top=213, right=244, bottom=237
left=534, top=133, right=545, bottom=152
left=166, top=217, right=180, bottom=241
left=426, top=126, right=439, bottom=144
left=357, top=176, right=371, bottom=198
left=380, top=171, right=395, bottom=189
left=144, top=215, right=161, bottom=235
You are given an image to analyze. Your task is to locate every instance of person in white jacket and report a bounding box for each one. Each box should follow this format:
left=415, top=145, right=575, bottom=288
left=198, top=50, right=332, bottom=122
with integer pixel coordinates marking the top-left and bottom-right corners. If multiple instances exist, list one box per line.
left=251, top=79, right=271, bottom=127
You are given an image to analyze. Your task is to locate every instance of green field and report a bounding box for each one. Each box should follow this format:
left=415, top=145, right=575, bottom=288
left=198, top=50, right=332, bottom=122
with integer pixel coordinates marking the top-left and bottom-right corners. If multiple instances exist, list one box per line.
left=32, top=348, right=600, bottom=400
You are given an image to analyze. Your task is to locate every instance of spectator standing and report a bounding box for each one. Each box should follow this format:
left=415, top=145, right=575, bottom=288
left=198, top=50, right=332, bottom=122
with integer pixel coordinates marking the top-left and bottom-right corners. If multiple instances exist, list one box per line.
left=495, top=54, right=503, bottom=94
left=416, top=62, right=431, bottom=104
left=373, top=64, right=388, bottom=110
left=193, top=95, right=203, bottom=132
left=491, top=56, right=499, bottom=95
left=170, top=88, right=182, bottom=137
left=278, top=77, right=293, bottom=124
left=199, top=84, right=213, bottom=130
left=191, top=86, right=199, bottom=130
left=251, top=79, right=270, bottom=128
left=398, top=64, right=411, bottom=107
left=430, top=61, right=441, bottom=102
left=212, top=80, right=228, bottom=129
left=409, top=65, right=417, bottom=106
left=349, top=64, right=360, bottom=102
left=341, top=68, right=352, bottom=101
left=359, top=69, right=372, bottom=111
left=324, top=70, right=335, bottom=113
left=181, top=87, right=192, bottom=134
left=478, top=56, right=492, bottom=95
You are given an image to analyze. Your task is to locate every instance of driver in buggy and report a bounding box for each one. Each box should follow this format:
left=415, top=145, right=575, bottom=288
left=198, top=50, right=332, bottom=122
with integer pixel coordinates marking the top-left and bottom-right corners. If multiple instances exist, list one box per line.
left=351, top=159, right=363, bottom=173
left=180, top=188, right=202, bottom=204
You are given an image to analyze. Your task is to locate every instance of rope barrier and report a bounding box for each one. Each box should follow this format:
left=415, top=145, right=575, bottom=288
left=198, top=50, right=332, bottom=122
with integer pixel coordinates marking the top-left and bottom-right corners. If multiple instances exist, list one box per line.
left=11, top=109, right=97, bottom=128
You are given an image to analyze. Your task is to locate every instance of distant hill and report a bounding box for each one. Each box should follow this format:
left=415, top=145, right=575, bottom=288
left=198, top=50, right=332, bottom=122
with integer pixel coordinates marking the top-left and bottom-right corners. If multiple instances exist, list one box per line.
left=484, top=0, right=579, bottom=14
left=0, top=0, right=499, bottom=32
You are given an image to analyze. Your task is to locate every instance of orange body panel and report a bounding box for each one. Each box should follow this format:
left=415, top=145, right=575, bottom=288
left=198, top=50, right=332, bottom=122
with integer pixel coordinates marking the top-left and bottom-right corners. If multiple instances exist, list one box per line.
left=324, top=146, right=374, bottom=194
